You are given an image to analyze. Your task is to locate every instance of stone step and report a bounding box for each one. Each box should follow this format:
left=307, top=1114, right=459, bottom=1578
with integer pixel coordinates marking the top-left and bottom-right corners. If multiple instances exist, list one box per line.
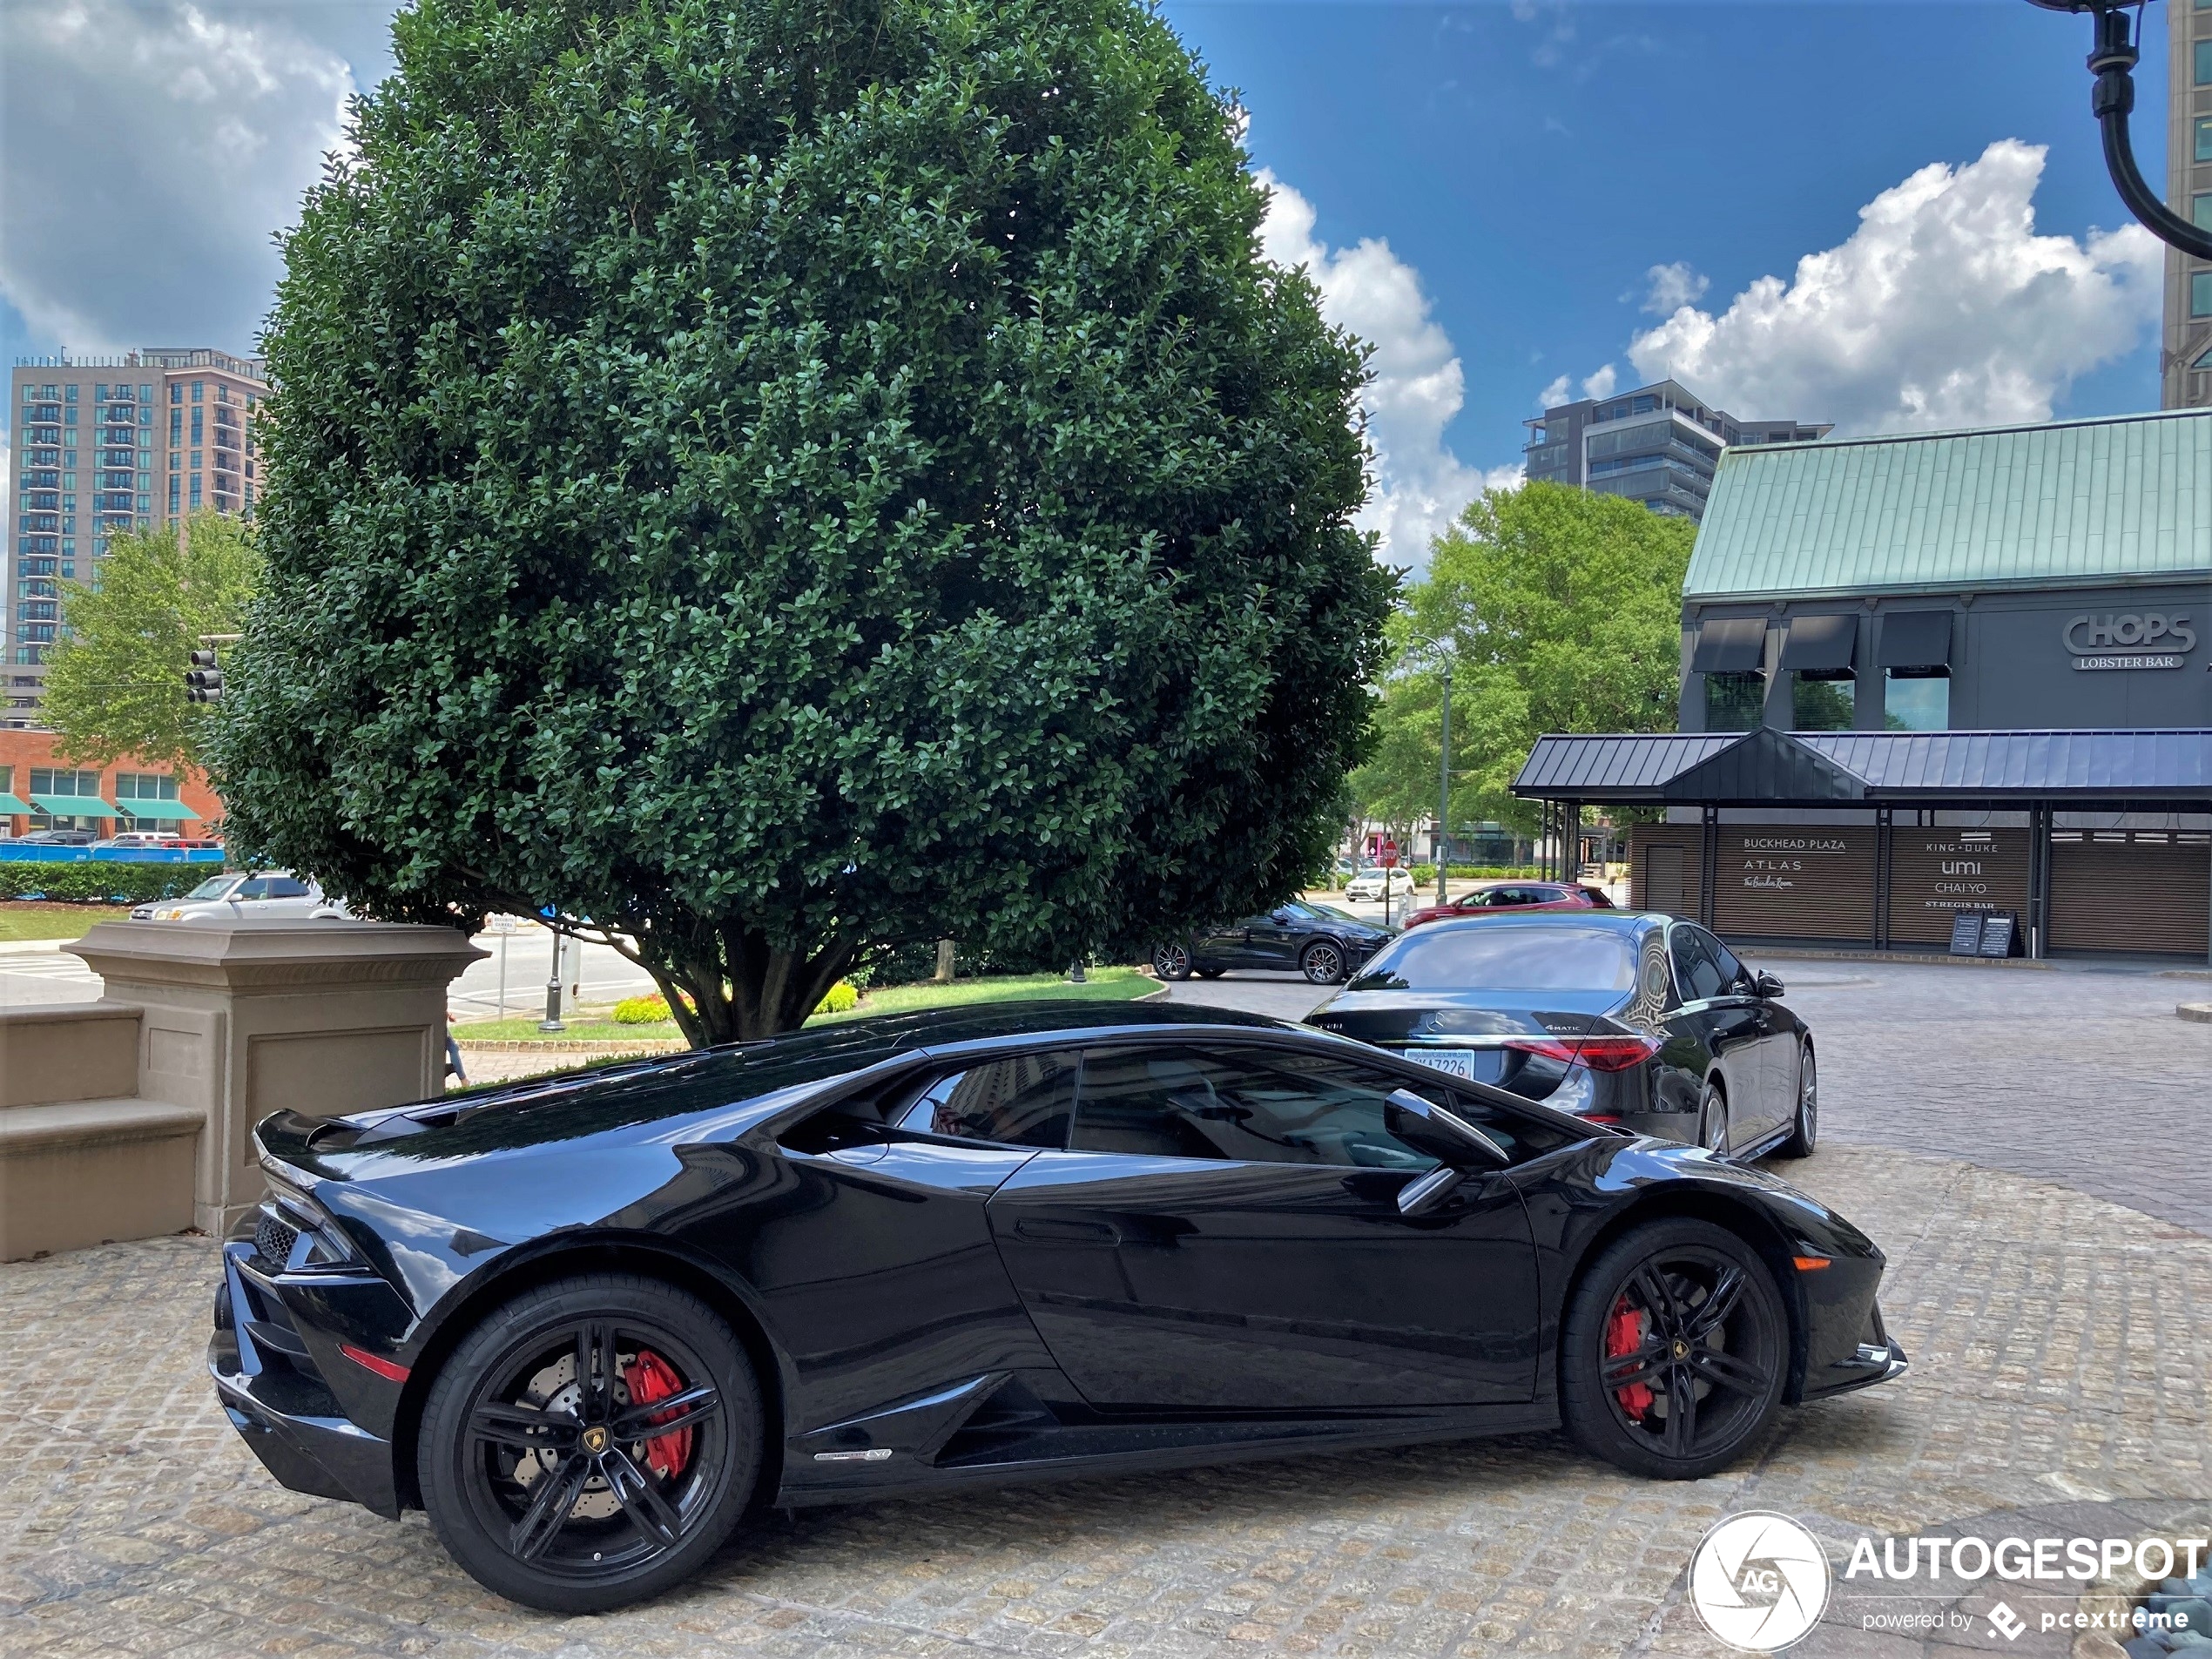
left=0, top=1096, right=200, bottom=1261
left=0, top=1003, right=139, bottom=1109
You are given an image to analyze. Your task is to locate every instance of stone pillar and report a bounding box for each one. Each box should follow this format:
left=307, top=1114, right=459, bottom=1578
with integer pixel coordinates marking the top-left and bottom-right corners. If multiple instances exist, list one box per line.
left=69, top=919, right=485, bottom=1234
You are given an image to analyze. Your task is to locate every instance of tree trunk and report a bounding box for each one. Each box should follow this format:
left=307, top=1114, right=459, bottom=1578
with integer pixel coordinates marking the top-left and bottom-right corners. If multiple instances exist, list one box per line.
left=634, top=924, right=858, bottom=1048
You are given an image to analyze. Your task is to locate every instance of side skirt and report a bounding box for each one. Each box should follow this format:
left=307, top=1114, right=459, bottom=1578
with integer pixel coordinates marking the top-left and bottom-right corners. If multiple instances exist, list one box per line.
left=774, top=1388, right=1562, bottom=1509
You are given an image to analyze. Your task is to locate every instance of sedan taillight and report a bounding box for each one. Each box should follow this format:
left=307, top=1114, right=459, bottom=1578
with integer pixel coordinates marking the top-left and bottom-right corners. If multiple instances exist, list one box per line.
left=1502, top=1034, right=1662, bottom=1072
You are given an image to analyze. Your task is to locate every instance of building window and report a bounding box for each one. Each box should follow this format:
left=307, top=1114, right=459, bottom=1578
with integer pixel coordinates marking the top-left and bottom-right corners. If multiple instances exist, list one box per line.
left=1885, top=669, right=1950, bottom=732
left=2199, top=118, right=2212, bottom=162
left=189, top=475, right=202, bottom=508
left=2194, top=272, right=2212, bottom=319
left=2197, top=37, right=2212, bottom=84
left=1705, top=672, right=1765, bottom=732
left=192, top=381, right=204, bottom=403
left=1792, top=672, right=1855, bottom=732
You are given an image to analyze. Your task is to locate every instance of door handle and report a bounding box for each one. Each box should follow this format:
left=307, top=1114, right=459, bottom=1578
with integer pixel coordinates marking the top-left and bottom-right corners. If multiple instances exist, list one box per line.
left=1012, top=1217, right=1119, bottom=1244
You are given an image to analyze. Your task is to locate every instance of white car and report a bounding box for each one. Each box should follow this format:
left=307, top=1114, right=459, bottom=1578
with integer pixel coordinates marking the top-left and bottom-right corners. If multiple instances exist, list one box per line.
left=1342, top=867, right=1417, bottom=901
left=132, top=870, right=349, bottom=921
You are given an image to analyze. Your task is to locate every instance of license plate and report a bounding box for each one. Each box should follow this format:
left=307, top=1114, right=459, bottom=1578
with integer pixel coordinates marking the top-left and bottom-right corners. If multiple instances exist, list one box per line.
left=1401, top=1048, right=1476, bottom=1080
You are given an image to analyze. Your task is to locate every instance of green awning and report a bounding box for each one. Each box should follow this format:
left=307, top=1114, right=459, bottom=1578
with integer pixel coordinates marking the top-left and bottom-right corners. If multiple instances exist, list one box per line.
left=30, top=794, right=116, bottom=818
left=0, top=794, right=31, bottom=815
left=111, top=798, right=200, bottom=820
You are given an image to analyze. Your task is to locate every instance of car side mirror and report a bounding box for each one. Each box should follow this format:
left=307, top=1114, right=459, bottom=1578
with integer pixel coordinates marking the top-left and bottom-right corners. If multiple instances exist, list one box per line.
left=1753, top=971, right=1784, bottom=999
left=1384, top=1088, right=1508, bottom=1169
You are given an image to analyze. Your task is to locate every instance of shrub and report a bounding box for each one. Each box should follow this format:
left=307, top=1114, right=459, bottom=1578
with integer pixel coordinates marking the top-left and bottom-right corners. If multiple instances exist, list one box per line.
left=0, top=862, right=209, bottom=904
left=814, top=979, right=860, bottom=1015
left=611, top=995, right=671, bottom=1025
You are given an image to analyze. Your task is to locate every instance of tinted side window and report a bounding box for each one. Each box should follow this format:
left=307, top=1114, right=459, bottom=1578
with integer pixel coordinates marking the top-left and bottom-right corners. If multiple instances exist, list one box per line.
left=1669, top=927, right=1727, bottom=1001
left=895, top=1050, right=1079, bottom=1148
left=1702, top=929, right=1748, bottom=989
left=265, top=877, right=311, bottom=899
left=235, top=878, right=271, bottom=900
left=1070, top=1045, right=1435, bottom=1170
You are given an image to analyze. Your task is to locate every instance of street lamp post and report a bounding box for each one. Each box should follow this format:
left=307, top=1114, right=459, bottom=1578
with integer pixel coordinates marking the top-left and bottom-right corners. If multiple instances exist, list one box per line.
left=2027, top=0, right=2212, bottom=261
left=1435, top=663, right=1453, bottom=910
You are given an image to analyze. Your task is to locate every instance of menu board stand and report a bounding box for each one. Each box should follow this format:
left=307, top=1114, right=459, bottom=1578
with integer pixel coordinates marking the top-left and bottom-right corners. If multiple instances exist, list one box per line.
left=1947, top=914, right=1986, bottom=955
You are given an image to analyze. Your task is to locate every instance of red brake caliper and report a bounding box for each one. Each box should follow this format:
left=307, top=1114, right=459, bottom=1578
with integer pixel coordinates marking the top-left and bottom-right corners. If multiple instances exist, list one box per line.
left=625, top=1350, right=693, bottom=1478
left=1607, top=1298, right=1653, bottom=1421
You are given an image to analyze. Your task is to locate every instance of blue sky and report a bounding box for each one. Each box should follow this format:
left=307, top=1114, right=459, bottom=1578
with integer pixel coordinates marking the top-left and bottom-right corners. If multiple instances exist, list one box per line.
left=0, top=0, right=2177, bottom=560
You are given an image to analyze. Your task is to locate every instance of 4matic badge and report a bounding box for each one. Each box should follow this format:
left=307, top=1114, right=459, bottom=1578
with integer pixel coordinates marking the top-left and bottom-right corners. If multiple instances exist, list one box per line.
left=1689, top=1512, right=1833, bottom=1651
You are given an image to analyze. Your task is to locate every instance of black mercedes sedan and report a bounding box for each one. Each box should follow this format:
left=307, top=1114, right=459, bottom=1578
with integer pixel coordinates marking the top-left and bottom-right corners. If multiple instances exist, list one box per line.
left=1152, top=898, right=1390, bottom=984
left=213, top=1001, right=1900, bottom=1613
left=1306, top=911, right=1817, bottom=1162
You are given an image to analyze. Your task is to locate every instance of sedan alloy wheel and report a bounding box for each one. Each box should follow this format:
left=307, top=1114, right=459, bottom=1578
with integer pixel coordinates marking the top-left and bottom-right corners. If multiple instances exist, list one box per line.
left=1300, top=940, right=1346, bottom=985
left=1151, top=942, right=1194, bottom=981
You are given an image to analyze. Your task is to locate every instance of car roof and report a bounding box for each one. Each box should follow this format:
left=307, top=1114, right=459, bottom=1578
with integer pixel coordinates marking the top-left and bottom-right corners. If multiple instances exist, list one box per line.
left=1413, top=908, right=1662, bottom=934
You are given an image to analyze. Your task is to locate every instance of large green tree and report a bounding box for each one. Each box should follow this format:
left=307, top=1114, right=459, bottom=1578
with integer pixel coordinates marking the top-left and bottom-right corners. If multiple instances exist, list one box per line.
left=1352, top=482, right=1692, bottom=833
left=41, top=512, right=259, bottom=772
left=212, top=0, right=1392, bottom=1045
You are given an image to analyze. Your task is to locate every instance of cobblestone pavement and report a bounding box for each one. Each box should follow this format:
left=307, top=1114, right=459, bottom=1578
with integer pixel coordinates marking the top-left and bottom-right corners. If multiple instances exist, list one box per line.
left=5, top=961, right=2208, bottom=1657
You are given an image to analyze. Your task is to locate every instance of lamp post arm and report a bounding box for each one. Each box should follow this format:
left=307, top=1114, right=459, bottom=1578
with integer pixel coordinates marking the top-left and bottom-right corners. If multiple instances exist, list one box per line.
left=2057, top=1, right=2212, bottom=260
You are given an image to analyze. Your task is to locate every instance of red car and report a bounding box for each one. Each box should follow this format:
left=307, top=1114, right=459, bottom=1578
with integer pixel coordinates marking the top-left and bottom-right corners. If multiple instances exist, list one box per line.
left=1399, top=880, right=1615, bottom=929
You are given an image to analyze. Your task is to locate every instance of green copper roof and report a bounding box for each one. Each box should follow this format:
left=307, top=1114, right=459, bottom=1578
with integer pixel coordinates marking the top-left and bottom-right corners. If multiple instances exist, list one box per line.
left=1684, top=408, right=2212, bottom=601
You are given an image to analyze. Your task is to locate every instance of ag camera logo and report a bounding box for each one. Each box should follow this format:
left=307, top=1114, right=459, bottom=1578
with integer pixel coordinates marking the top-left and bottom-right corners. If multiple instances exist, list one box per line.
left=1689, top=1512, right=1832, bottom=1651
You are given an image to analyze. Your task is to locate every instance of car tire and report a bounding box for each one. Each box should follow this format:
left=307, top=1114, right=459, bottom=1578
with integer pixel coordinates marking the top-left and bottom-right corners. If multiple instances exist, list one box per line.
left=417, top=1273, right=763, bottom=1613
left=1561, top=1217, right=1788, bottom=1480
left=1777, top=1042, right=1817, bottom=1158
left=1299, top=940, right=1347, bottom=985
left=1151, top=943, right=1193, bottom=981
left=1697, top=1080, right=1729, bottom=1157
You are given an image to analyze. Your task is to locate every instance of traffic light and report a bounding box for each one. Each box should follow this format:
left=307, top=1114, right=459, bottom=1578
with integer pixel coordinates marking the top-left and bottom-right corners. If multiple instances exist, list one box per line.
left=185, top=648, right=223, bottom=704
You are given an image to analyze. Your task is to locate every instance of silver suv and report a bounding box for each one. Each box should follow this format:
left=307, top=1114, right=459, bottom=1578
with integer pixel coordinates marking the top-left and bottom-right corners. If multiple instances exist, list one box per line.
left=132, top=871, right=349, bottom=922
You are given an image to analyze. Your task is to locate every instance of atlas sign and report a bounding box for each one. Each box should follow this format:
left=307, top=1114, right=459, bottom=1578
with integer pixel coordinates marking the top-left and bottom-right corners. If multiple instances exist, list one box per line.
left=2063, top=611, right=2194, bottom=671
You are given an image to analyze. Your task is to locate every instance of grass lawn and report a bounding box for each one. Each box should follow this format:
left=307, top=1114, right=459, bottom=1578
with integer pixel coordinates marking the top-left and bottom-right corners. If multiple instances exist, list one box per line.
left=454, top=966, right=1155, bottom=1043
left=0, top=902, right=113, bottom=943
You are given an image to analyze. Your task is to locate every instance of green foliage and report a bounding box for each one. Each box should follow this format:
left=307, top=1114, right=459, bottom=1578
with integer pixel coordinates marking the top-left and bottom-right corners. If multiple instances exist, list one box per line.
left=1352, top=482, right=1692, bottom=833
left=611, top=994, right=673, bottom=1024
left=41, top=513, right=259, bottom=773
left=813, top=978, right=861, bottom=1015
left=212, top=0, right=1388, bottom=1045
left=0, top=862, right=209, bottom=902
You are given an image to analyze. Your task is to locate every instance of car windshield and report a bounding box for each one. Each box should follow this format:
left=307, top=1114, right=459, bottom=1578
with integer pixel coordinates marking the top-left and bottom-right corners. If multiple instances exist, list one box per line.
left=1308, top=902, right=1359, bottom=922
left=184, top=878, right=238, bottom=900
left=1346, top=922, right=1638, bottom=993
left=1279, top=900, right=1340, bottom=921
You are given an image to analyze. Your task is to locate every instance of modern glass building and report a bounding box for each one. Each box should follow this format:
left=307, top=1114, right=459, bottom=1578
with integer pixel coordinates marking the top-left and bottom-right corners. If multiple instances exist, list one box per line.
left=1521, top=378, right=1831, bottom=523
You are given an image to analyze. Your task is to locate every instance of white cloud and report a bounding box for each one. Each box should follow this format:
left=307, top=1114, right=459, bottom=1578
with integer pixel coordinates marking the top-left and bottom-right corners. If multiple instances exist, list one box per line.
left=1626, top=139, right=2161, bottom=433
left=1641, top=261, right=1709, bottom=315
left=1580, top=363, right=1618, bottom=401
left=1538, top=374, right=1572, bottom=408
left=1259, top=171, right=1513, bottom=571
left=0, top=0, right=354, bottom=353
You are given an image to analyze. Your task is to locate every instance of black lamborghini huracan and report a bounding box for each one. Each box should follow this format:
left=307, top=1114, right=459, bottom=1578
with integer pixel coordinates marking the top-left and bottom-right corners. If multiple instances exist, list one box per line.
left=212, top=1002, right=1905, bottom=1612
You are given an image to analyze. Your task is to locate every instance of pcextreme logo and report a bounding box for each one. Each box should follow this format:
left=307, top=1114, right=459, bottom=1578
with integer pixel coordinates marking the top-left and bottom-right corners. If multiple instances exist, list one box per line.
left=1689, top=1512, right=1833, bottom=1651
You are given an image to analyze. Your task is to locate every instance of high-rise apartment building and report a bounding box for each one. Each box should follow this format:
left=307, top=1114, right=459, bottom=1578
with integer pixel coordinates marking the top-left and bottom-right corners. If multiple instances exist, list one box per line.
left=6, top=347, right=266, bottom=727
left=2163, top=0, right=2212, bottom=408
left=1521, top=377, right=1831, bottom=523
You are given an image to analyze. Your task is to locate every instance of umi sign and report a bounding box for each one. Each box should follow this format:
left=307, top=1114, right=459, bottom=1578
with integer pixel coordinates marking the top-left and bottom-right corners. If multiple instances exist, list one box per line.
left=2063, top=611, right=2194, bottom=671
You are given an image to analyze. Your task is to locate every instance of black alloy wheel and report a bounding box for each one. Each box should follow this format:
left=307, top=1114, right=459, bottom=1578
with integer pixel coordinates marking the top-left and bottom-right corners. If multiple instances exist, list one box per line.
left=1777, top=1042, right=1817, bottom=1158
left=1151, top=942, right=1194, bottom=981
left=1560, top=1218, right=1788, bottom=1480
left=1696, top=1080, right=1729, bottom=1157
left=1299, top=940, right=1347, bottom=985
left=418, top=1274, right=762, bottom=1612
